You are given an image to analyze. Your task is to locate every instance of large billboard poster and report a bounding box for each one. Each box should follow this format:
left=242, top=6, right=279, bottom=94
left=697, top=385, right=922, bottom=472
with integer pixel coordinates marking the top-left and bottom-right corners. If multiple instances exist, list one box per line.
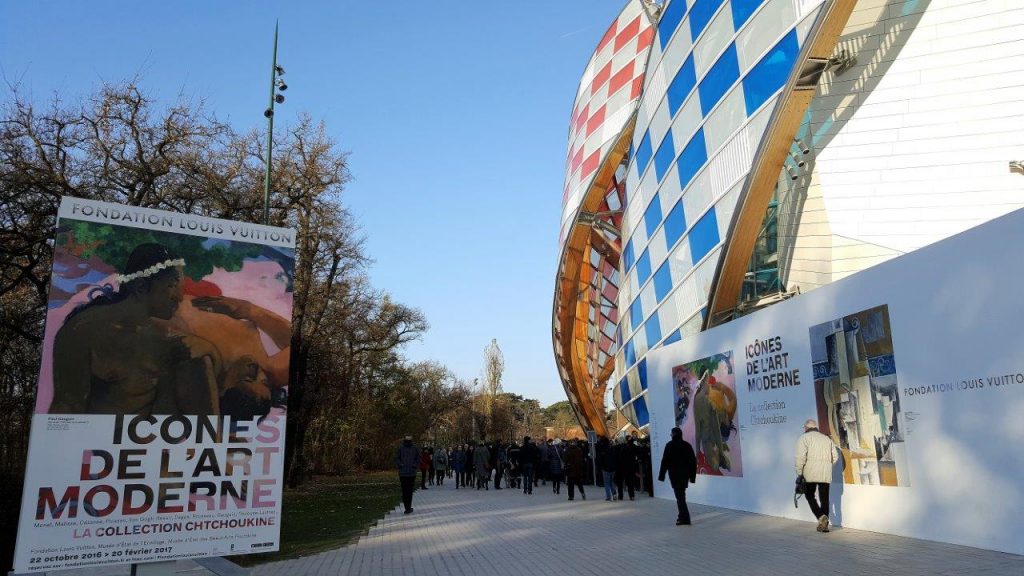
left=14, top=198, right=295, bottom=573
left=646, top=208, right=1024, bottom=555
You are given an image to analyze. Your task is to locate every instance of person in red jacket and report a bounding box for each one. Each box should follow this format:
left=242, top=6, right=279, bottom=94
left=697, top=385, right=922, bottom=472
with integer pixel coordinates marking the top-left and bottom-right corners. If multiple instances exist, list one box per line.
left=419, top=447, right=432, bottom=490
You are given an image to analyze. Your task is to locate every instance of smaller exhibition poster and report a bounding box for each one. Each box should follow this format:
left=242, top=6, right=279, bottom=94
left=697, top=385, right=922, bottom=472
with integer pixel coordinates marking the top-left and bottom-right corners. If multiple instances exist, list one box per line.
left=14, top=197, right=296, bottom=573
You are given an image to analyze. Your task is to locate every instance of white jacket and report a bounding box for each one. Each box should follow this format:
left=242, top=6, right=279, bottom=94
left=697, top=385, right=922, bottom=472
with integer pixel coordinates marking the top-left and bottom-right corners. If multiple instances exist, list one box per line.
left=794, top=430, right=838, bottom=483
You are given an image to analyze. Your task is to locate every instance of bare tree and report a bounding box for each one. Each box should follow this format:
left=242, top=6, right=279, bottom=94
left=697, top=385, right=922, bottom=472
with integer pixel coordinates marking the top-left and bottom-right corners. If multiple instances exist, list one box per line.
left=481, top=338, right=504, bottom=438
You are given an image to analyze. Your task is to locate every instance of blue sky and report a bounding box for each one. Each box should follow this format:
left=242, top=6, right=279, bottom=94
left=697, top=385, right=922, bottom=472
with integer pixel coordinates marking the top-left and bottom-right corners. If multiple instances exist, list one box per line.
left=1, top=1, right=630, bottom=406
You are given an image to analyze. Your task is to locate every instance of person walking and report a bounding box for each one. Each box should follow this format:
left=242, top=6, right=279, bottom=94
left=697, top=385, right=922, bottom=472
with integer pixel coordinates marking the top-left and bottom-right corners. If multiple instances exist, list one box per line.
left=433, top=446, right=448, bottom=486
left=473, top=441, right=491, bottom=490
left=795, top=418, right=839, bottom=532
left=537, top=438, right=550, bottom=487
left=519, top=436, right=538, bottom=494
left=489, top=440, right=501, bottom=485
left=419, top=447, right=432, bottom=490
left=564, top=439, right=586, bottom=501
left=547, top=439, right=564, bottom=495
left=658, top=426, right=697, bottom=525
left=452, top=445, right=467, bottom=489
left=395, top=435, right=420, bottom=514
left=616, top=436, right=639, bottom=500
left=596, top=436, right=618, bottom=501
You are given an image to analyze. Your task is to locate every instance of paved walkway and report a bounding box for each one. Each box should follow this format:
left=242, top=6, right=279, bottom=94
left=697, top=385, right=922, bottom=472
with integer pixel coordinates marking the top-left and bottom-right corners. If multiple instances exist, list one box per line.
left=251, top=482, right=1021, bottom=576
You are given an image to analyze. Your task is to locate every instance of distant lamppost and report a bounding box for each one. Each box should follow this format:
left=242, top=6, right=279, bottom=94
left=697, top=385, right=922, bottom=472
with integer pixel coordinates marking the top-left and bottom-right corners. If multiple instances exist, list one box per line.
left=263, top=20, right=288, bottom=225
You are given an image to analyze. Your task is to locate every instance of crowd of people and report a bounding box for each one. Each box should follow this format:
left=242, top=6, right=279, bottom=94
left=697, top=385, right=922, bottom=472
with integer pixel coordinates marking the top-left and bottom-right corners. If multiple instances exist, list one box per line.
left=395, top=434, right=656, bottom=513
left=399, top=419, right=840, bottom=534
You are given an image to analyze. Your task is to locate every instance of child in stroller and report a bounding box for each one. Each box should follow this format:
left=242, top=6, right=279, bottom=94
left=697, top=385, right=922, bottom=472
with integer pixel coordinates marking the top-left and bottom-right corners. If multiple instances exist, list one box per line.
left=506, top=459, right=521, bottom=489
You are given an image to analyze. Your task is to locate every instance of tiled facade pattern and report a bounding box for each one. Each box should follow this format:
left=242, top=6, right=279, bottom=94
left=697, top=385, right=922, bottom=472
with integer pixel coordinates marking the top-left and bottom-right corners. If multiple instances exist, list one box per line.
left=559, top=1, right=654, bottom=245
left=613, top=0, right=827, bottom=427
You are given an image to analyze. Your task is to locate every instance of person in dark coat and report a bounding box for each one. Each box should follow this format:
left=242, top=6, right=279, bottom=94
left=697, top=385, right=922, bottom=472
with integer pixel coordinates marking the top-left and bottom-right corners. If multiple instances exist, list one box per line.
left=615, top=436, right=639, bottom=500
left=452, top=445, right=467, bottom=489
left=564, top=439, right=587, bottom=501
left=596, top=436, right=618, bottom=501
left=658, top=426, right=697, bottom=525
left=394, top=435, right=420, bottom=514
left=519, top=436, right=538, bottom=494
left=473, top=441, right=491, bottom=490
left=547, top=439, right=564, bottom=494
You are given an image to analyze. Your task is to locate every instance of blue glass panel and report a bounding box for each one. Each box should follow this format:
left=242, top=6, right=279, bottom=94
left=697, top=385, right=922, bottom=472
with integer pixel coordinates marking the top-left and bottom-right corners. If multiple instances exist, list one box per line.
left=624, top=238, right=636, bottom=272
left=743, top=30, right=799, bottom=115
left=644, top=193, right=663, bottom=238
left=698, top=44, right=739, bottom=116
left=653, top=131, right=675, bottom=183
left=636, top=249, right=652, bottom=286
left=689, top=0, right=726, bottom=41
left=664, top=329, right=682, bottom=345
left=663, top=201, right=687, bottom=250
left=638, top=358, right=648, bottom=390
left=676, top=128, right=707, bottom=192
left=619, top=377, right=632, bottom=405
left=645, top=313, right=662, bottom=347
left=689, top=207, right=720, bottom=264
left=624, top=338, right=637, bottom=367
left=630, top=297, right=644, bottom=333
left=653, top=262, right=673, bottom=303
left=635, top=131, right=653, bottom=177
left=658, top=0, right=689, bottom=50
left=731, top=0, right=761, bottom=29
left=633, top=395, right=650, bottom=427
left=666, top=55, right=697, bottom=118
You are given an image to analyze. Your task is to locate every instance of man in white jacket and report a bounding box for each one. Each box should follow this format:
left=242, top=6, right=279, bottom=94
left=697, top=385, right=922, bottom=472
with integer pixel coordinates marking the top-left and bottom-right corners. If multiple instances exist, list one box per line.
left=794, top=418, right=839, bottom=532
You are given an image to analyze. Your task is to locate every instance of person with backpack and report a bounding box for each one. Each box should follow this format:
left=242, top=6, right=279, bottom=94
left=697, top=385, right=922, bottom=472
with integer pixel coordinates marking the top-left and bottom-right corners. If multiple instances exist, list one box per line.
left=795, top=418, right=839, bottom=532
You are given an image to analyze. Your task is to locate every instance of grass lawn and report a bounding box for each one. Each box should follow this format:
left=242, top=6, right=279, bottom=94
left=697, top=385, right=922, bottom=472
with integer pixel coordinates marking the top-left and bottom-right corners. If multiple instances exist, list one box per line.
left=237, top=471, right=400, bottom=565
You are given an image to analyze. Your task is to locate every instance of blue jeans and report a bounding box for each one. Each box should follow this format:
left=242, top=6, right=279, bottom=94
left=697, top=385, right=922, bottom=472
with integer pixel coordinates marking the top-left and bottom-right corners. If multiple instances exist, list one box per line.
left=603, top=470, right=616, bottom=499
left=521, top=464, right=534, bottom=493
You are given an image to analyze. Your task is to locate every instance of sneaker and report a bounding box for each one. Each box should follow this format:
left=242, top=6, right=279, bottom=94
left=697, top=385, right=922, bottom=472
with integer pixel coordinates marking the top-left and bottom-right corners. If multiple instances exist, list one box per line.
left=605, top=497, right=612, bottom=501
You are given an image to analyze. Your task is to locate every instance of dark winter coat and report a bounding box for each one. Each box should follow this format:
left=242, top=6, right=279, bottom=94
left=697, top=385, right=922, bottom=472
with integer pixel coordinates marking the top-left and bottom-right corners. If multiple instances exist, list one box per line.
left=596, top=440, right=617, bottom=472
left=453, top=449, right=467, bottom=472
left=564, top=444, right=585, bottom=480
left=547, top=445, right=564, bottom=475
left=616, top=442, right=638, bottom=475
left=658, top=438, right=697, bottom=490
left=395, top=441, right=419, bottom=477
left=519, top=442, right=539, bottom=467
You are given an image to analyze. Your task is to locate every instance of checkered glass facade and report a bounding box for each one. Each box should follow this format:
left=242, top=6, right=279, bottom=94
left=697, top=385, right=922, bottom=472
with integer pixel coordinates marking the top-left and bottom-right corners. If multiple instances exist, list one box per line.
left=613, top=0, right=827, bottom=428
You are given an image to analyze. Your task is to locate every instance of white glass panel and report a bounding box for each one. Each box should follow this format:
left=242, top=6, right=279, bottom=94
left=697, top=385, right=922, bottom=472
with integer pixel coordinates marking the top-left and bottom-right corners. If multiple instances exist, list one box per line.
left=660, top=16, right=694, bottom=87
left=668, top=240, right=693, bottom=285
left=736, top=0, right=798, bottom=73
left=714, top=181, right=743, bottom=240
left=657, top=292, right=681, bottom=334
left=704, top=85, right=747, bottom=154
left=649, top=100, right=674, bottom=157
left=633, top=327, right=649, bottom=359
left=648, top=227, right=668, bottom=270
left=682, top=168, right=714, bottom=225
left=694, top=8, right=735, bottom=78
left=674, top=275, right=701, bottom=321
left=670, top=95, right=703, bottom=152
left=640, top=280, right=657, bottom=317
